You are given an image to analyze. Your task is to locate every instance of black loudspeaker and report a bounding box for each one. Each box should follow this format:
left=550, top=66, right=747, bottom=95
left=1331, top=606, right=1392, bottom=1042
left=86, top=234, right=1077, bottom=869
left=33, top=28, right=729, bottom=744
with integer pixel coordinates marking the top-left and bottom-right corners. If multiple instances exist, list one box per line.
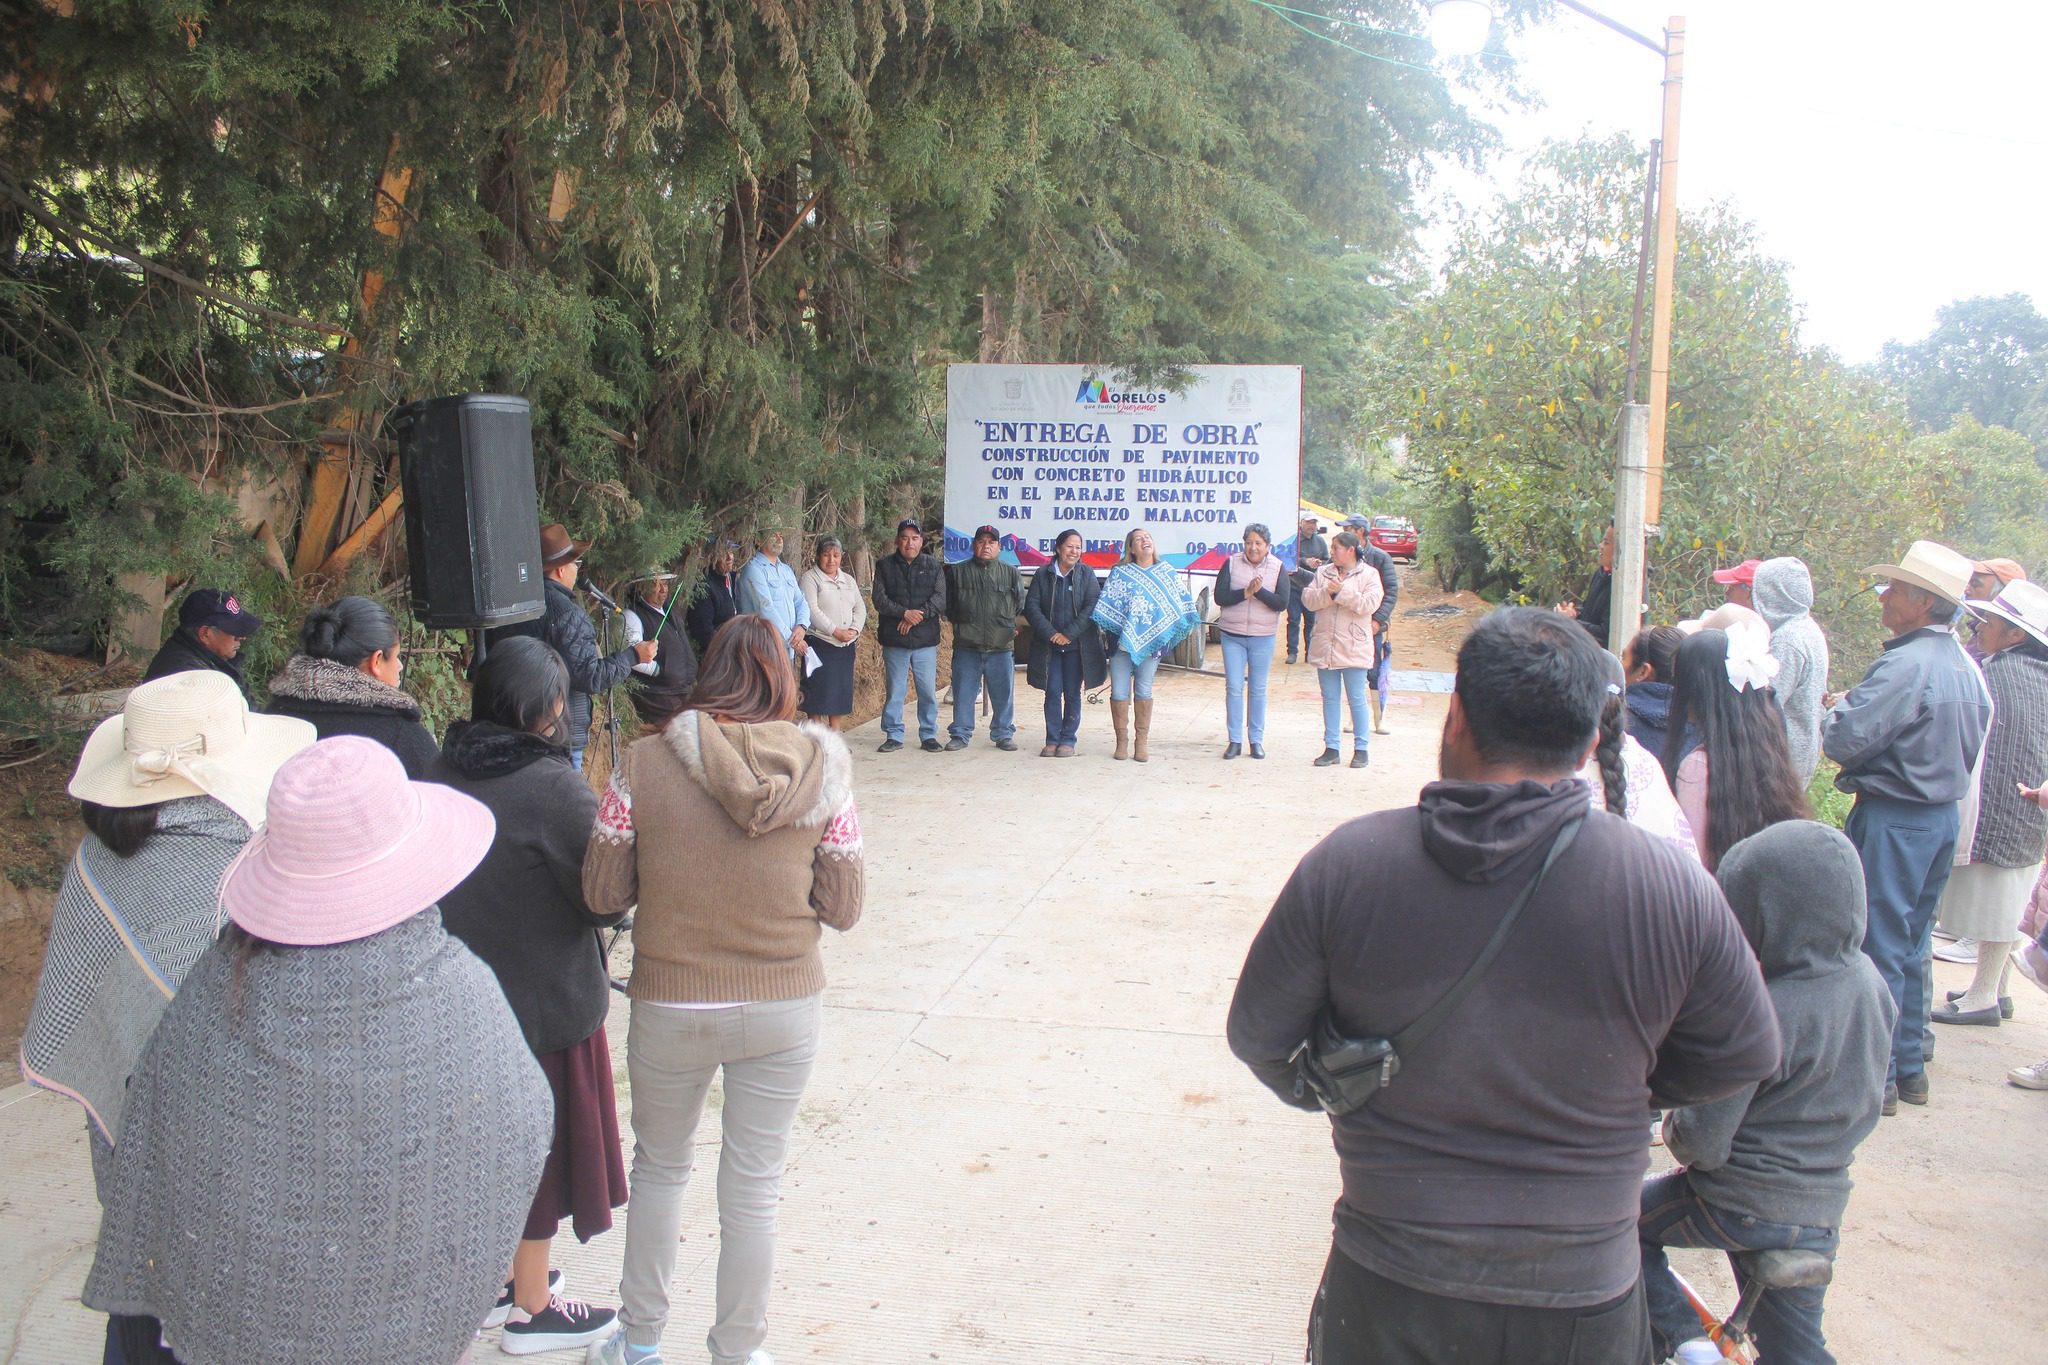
left=394, top=394, right=547, bottom=629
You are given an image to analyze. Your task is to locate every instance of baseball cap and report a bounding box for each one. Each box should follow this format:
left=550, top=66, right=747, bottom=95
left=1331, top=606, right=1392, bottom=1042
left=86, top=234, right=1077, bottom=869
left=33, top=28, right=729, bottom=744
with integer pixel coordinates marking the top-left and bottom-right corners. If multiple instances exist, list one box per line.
left=178, top=587, right=263, bottom=637
left=1711, top=559, right=1762, bottom=586
left=897, top=518, right=923, bottom=535
left=973, top=525, right=1001, bottom=542
left=1973, top=557, right=2026, bottom=585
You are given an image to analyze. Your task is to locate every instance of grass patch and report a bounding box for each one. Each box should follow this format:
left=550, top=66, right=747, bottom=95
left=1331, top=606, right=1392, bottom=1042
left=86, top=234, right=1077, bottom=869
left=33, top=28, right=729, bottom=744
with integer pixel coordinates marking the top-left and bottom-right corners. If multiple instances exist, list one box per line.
left=1807, top=761, right=1853, bottom=830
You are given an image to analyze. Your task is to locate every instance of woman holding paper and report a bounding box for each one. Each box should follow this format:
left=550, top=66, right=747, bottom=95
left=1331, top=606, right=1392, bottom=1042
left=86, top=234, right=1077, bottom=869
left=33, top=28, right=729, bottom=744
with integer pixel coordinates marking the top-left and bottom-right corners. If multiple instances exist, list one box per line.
left=799, top=536, right=865, bottom=728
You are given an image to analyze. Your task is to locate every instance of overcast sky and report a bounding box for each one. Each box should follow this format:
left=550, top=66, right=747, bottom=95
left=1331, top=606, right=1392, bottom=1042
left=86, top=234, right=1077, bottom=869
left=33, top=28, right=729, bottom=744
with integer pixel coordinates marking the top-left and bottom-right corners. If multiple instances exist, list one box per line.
left=1419, top=0, right=2048, bottom=363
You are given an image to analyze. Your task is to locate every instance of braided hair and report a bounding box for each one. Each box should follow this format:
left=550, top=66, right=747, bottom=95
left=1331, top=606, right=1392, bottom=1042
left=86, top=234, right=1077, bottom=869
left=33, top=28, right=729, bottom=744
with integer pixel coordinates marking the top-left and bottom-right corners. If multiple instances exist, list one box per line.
left=1592, top=652, right=1628, bottom=815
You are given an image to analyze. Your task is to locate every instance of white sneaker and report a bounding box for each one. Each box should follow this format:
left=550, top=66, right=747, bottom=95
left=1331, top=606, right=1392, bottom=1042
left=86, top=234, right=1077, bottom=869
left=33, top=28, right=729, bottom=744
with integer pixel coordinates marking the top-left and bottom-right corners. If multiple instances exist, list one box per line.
left=587, top=1328, right=662, bottom=1364
left=2009, top=1058, right=2048, bottom=1090
left=1933, top=936, right=1979, bottom=964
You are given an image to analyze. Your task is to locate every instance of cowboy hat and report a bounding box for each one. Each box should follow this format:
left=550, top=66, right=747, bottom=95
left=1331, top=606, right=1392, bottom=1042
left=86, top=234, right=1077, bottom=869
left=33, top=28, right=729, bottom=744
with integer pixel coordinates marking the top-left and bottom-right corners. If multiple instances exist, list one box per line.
left=69, top=672, right=316, bottom=830
left=1968, top=578, right=2048, bottom=650
left=220, top=736, right=496, bottom=947
left=1866, top=540, right=1973, bottom=605
left=539, top=523, right=592, bottom=566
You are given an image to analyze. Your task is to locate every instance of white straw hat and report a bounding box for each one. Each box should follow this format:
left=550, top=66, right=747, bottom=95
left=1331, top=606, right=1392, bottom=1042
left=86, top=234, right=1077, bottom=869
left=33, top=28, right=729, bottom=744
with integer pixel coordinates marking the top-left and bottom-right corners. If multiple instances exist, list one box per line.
left=1967, top=578, right=2048, bottom=649
left=69, top=672, right=316, bottom=829
left=1865, top=540, right=1974, bottom=605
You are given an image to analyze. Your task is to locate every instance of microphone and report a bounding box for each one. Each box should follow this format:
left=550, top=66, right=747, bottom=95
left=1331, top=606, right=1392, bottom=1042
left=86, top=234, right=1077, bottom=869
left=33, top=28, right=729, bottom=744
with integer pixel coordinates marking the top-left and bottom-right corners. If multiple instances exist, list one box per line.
left=582, top=583, right=620, bottom=613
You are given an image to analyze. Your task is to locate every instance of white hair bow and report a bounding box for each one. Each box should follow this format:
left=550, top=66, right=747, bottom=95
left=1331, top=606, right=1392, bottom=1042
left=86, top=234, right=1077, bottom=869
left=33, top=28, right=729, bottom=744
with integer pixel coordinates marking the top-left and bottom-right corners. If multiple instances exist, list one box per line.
left=1724, top=619, right=1780, bottom=693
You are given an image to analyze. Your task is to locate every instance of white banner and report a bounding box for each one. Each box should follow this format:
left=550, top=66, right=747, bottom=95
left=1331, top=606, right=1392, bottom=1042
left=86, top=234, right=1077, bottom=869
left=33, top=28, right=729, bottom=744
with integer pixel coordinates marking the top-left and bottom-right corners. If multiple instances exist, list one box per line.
left=942, top=363, right=1303, bottom=569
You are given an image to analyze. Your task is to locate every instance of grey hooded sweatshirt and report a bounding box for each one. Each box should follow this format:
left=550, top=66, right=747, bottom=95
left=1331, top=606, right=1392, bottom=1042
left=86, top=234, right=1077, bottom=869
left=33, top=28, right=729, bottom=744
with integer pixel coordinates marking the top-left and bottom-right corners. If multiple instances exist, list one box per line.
left=1669, top=820, right=1896, bottom=1228
left=1754, top=557, right=1829, bottom=784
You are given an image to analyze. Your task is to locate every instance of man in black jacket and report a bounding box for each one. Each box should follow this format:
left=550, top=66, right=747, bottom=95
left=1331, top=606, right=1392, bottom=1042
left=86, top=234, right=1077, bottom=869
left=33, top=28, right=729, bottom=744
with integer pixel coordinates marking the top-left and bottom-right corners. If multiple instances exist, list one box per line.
left=621, top=571, right=698, bottom=726
left=487, top=523, right=654, bottom=770
left=872, top=518, right=947, bottom=753
left=143, top=588, right=264, bottom=701
left=1228, top=607, right=1779, bottom=1365
left=684, top=541, right=742, bottom=655
left=1286, top=514, right=1328, bottom=664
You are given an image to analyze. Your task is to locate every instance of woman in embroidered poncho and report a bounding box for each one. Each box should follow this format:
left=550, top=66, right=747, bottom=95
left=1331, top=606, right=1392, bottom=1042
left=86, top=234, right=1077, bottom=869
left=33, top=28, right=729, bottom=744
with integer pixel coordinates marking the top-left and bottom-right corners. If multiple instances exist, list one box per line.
left=1092, top=528, right=1198, bottom=762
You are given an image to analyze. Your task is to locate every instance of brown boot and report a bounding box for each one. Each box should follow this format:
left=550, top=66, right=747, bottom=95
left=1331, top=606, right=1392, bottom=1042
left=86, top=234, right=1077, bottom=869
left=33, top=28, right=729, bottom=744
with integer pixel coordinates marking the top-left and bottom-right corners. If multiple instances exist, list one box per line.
left=1111, top=699, right=1130, bottom=760
left=1133, top=698, right=1153, bottom=762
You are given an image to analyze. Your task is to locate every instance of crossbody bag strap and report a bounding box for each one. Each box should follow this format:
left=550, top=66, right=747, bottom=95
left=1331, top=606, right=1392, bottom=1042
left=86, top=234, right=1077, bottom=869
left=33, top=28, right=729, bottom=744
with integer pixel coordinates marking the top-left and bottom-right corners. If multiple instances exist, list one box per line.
left=1391, top=813, right=1584, bottom=1061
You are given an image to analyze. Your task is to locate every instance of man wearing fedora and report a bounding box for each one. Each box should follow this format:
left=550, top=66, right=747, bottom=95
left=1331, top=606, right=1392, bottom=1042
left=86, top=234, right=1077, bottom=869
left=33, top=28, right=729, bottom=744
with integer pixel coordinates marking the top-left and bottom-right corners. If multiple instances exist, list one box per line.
left=490, top=524, right=656, bottom=771
left=1822, top=540, right=1993, bottom=1112
left=143, top=587, right=265, bottom=701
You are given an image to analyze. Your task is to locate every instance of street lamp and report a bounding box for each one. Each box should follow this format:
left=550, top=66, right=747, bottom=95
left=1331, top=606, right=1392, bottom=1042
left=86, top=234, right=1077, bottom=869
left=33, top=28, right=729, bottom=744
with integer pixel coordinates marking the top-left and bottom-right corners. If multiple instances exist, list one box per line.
left=1427, top=1, right=1494, bottom=57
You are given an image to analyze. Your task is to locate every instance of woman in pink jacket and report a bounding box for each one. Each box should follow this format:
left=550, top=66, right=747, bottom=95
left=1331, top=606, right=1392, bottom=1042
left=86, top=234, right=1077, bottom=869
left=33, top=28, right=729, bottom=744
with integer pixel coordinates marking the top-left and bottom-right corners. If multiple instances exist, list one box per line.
left=1213, top=523, right=1290, bottom=760
left=1301, top=531, right=1385, bottom=769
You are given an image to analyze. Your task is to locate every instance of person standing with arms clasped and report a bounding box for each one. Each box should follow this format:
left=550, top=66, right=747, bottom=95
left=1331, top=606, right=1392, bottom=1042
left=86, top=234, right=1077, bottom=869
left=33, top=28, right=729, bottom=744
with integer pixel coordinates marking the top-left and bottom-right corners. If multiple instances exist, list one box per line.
left=488, top=523, right=657, bottom=772
left=1822, top=541, right=1992, bottom=1113
left=266, top=595, right=439, bottom=776
left=872, top=518, right=947, bottom=753
left=797, top=536, right=864, bottom=729
left=687, top=541, right=743, bottom=656
left=945, top=525, right=1026, bottom=751
left=1286, top=514, right=1328, bottom=665
left=1338, top=515, right=1401, bottom=735
left=1024, top=530, right=1106, bottom=757
left=1303, top=530, right=1385, bottom=769
left=1093, top=528, right=1198, bottom=763
left=1214, top=523, right=1288, bottom=759
left=582, top=616, right=864, bottom=1365
left=430, top=638, right=630, bottom=1354
left=1929, top=580, right=2048, bottom=1026
left=736, top=530, right=810, bottom=663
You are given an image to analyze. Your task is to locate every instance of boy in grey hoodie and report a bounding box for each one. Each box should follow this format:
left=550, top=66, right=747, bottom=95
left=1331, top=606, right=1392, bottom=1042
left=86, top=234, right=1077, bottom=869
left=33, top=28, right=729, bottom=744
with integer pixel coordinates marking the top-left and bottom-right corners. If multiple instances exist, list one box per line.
left=1754, top=557, right=1829, bottom=785
left=1639, top=819, right=1895, bottom=1365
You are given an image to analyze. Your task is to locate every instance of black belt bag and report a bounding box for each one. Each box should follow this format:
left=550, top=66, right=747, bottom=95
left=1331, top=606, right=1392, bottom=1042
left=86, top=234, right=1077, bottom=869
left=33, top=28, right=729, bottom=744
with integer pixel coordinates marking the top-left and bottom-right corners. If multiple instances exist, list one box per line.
left=1293, top=815, right=1584, bottom=1116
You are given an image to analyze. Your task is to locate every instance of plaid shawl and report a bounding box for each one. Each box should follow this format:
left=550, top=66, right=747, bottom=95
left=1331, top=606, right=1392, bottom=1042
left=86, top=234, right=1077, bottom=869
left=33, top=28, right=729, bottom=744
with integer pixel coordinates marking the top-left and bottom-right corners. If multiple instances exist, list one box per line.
left=1092, top=562, right=1198, bottom=662
left=18, top=796, right=249, bottom=1144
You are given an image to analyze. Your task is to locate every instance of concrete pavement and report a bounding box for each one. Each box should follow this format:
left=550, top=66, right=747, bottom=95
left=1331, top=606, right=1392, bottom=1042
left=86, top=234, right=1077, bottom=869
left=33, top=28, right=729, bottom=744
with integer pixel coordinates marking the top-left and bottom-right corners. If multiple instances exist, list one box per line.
left=2, top=664, right=2043, bottom=1361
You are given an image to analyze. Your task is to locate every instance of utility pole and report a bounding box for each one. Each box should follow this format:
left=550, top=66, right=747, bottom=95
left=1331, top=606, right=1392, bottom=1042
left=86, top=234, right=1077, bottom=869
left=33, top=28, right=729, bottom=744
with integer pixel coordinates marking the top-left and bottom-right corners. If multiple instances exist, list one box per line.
left=1642, top=18, right=1684, bottom=529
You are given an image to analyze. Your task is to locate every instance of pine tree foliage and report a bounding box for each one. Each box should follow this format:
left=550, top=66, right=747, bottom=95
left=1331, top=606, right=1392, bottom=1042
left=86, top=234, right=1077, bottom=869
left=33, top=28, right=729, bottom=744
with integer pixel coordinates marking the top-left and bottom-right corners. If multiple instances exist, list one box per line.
left=1, top=0, right=1521, bottom=653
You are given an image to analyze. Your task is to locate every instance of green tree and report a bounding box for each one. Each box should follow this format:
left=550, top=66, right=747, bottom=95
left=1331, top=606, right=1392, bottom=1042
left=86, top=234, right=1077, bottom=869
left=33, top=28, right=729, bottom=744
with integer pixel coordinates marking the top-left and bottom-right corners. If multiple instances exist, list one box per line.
left=1877, top=293, right=2048, bottom=449
left=1374, top=134, right=1979, bottom=674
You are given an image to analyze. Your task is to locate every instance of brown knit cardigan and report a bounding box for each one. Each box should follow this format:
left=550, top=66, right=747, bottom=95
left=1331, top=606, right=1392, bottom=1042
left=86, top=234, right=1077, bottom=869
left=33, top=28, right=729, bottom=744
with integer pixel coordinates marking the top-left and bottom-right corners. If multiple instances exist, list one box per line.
left=585, top=709, right=864, bottom=1003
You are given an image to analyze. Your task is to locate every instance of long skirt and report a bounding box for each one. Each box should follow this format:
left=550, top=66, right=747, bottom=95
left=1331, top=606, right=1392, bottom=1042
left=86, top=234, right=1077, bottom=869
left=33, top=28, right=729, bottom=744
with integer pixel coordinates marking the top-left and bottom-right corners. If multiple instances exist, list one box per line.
left=524, top=1024, right=629, bottom=1243
left=1937, top=860, right=2044, bottom=943
left=801, top=636, right=856, bottom=717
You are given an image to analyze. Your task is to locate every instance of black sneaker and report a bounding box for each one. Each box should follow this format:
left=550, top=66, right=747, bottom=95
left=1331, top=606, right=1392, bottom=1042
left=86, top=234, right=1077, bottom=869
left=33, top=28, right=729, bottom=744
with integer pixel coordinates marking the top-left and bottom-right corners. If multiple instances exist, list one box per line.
left=921, top=738, right=944, bottom=752
left=1313, top=748, right=1340, bottom=767
left=484, top=1270, right=562, bottom=1328
left=500, top=1294, right=616, bottom=1355
left=1896, top=1072, right=1929, bottom=1106
left=1350, top=750, right=1370, bottom=769
left=944, top=737, right=969, bottom=751
left=994, top=738, right=1019, bottom=751
left=877, top=738, right=903, bottom=753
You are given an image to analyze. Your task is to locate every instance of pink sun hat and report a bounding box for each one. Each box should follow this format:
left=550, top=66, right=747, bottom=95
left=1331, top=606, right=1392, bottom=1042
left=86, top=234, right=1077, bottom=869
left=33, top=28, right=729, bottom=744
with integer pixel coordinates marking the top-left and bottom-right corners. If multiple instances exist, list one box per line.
left=220, top=736, right=496, bottom=947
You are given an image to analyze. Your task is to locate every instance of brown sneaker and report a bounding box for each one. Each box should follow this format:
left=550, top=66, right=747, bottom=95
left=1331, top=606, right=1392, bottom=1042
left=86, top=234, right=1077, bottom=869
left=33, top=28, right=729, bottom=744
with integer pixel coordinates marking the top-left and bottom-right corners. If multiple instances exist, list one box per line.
left=1040, top=744, right=1058, bottom=757
left=1055, top=744, right=1075, bottom=757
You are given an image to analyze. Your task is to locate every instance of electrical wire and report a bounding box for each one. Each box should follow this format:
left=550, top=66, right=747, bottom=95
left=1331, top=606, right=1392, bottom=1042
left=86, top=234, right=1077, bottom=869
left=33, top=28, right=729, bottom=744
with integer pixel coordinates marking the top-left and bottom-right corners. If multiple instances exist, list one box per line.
left=1239, top=0, right=1441, bottom=73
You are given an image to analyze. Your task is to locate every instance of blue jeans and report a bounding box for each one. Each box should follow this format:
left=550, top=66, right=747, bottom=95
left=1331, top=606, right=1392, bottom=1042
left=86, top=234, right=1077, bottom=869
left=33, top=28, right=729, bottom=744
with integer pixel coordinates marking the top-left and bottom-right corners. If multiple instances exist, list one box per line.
left=949, top=648, right=1016, bottom=743
left=881, top=645, right=939, bottom=743
left=1639, top=1171, right=1839, bottom=1365
left=1317, top=667, right=1370, bottom=753
left=1042, top=649, right=1083, bottom=745
left=1846, top=793, right=1960, bottom=1082
left=1107, top=648, right=1161, bottom=701
left=1220, top=631, right=1275, bottom=745
left=1286, top=590, right=1315, bottom=657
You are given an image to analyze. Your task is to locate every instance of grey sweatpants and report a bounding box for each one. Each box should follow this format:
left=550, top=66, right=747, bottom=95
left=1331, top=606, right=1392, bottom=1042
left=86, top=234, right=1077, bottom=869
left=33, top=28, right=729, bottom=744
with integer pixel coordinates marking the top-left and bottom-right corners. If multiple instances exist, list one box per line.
left=618, top=995, right=821, bottom=1364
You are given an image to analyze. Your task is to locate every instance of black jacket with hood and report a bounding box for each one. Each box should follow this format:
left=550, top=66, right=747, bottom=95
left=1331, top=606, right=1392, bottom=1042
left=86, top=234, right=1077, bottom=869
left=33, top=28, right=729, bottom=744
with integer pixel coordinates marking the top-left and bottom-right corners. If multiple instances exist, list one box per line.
left=143, top=628, right=252, bottom=701
left=1228, top=778, right=1778, bottom=1307
left=1669, top=819, right=1897, bottom=1228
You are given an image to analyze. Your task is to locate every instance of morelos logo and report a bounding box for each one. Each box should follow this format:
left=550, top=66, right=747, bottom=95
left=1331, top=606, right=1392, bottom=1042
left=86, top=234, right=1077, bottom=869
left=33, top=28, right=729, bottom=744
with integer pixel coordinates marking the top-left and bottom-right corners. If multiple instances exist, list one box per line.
left=1075, top=380, right=1168, bottom=406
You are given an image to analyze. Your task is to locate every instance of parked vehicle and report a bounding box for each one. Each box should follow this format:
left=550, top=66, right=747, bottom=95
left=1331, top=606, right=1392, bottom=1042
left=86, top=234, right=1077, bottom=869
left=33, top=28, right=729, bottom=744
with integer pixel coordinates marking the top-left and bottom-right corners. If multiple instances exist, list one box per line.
left=1369, top=515, right=1417, bottom=562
